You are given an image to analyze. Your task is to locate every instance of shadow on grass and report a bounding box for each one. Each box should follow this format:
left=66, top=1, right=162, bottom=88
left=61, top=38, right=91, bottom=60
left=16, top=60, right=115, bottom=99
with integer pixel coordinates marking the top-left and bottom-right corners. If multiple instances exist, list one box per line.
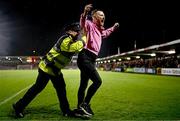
left=8, top=103, right=90, bottom=120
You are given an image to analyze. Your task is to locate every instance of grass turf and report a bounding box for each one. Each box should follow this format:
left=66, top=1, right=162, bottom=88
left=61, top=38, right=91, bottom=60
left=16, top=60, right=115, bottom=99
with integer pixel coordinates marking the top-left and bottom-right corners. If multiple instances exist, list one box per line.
left=0, top=69, right=180, bottom=120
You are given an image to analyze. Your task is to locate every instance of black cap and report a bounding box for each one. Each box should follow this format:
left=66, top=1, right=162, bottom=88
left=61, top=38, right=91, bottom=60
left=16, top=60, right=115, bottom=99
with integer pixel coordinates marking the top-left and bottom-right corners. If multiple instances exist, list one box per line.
left=65, top=22, right=81, bottom=32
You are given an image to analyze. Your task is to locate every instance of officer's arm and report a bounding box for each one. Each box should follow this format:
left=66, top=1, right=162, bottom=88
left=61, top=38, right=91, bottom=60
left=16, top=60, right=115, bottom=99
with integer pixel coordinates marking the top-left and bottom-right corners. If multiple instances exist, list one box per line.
left=69, top=35, right=86, bottom=53
left=61, top=35, right=86, bottom=53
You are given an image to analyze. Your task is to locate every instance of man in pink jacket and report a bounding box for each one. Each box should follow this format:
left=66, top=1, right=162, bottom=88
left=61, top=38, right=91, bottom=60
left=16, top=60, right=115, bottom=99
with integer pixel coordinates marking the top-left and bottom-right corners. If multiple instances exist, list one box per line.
left=77, top=4, right=119, bottom=116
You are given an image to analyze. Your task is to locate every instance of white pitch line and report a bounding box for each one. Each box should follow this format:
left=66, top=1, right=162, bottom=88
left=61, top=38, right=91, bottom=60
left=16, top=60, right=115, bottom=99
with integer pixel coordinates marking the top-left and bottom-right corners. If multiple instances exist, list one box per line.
left=0, top=84, right=33, bottom=106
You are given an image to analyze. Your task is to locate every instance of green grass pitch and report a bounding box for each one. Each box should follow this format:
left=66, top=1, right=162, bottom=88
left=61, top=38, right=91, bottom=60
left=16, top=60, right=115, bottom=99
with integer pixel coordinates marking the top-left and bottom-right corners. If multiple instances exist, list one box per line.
left=0, top=69, right=180, bottom=120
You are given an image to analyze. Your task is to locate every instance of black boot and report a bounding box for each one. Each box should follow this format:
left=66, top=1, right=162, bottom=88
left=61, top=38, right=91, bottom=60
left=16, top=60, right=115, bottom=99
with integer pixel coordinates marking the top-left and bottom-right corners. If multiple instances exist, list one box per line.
left=12, top=103, right=24, bottom=118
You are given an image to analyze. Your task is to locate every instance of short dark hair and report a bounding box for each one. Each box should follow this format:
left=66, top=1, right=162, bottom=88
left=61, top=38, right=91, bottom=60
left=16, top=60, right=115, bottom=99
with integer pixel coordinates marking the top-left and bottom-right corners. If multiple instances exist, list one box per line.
left=65, top=22, right=81, bottom=32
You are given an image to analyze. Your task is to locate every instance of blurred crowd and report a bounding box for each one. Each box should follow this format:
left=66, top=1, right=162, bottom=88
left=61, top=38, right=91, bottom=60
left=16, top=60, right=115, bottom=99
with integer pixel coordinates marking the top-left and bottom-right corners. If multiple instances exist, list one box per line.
left=97, top=56, right=180, bottom=71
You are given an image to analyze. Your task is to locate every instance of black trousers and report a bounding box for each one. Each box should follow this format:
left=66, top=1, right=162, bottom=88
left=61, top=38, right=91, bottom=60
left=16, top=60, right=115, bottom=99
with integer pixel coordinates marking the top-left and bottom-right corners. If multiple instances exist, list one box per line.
left=15, top=68, right=70, bottom=114
left=77, top=49, right=102, bottom=106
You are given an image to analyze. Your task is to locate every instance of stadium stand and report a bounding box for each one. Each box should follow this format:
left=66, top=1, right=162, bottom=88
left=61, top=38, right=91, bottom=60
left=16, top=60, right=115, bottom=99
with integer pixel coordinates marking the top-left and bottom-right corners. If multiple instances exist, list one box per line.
left=96, top=39, right=180, bottom=76
left=0, top=55, right=78, bottom=70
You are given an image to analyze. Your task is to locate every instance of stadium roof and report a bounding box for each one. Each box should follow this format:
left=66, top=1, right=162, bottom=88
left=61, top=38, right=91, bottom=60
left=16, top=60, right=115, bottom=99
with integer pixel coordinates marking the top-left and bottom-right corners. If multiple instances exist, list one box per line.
left=97, top=39, right=180, bottom=61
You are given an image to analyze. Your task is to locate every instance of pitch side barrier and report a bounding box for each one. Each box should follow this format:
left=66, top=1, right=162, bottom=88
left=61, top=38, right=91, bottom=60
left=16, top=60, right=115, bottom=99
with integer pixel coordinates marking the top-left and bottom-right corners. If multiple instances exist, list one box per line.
left=114, top=67, right=156, bottom=74
left=118, top=67, right=180, bottom=76
left=160, top=68, right=180, bottom=76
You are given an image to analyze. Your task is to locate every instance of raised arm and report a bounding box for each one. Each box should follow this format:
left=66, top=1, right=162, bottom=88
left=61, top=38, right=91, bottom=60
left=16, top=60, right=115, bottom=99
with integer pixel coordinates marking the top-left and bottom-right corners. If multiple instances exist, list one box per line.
left=102, top=22, right=120, bottom=39
left=80, top=4, right=93, bottom=29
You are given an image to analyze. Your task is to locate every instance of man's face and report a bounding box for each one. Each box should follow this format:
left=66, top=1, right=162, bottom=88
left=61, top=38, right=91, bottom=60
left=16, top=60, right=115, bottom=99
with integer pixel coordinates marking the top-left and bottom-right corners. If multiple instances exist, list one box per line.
left=93, top=11, right=105, bottom=27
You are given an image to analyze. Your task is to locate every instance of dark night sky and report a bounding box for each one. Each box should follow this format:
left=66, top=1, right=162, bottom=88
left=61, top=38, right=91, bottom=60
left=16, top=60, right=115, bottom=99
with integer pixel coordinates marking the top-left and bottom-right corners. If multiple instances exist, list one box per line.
left=0, top=0, right=180, bottom=57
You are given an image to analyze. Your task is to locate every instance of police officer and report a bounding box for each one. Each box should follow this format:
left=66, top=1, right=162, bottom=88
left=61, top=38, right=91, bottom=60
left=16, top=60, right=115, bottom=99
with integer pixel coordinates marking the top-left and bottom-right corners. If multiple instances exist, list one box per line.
left=12, top=23, right=86, bottom=118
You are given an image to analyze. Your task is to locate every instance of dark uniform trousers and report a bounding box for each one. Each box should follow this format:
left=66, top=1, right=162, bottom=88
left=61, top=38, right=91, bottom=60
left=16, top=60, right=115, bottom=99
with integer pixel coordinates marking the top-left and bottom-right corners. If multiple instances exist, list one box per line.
left=15, top=68, right=70, bottom=114
left=77, top=49, right=102, bottom=106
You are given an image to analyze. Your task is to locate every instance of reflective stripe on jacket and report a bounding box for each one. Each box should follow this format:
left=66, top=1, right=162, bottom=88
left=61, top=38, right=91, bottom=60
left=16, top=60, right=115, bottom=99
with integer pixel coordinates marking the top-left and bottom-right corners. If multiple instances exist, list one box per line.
left=39, top=34, right=86, bottom=76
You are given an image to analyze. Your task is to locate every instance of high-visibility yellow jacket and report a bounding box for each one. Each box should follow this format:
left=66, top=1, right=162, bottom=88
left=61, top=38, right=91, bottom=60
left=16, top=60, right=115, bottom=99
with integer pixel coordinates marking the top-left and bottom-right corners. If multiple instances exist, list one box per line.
left=39, top=34, right=86, bottom=76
